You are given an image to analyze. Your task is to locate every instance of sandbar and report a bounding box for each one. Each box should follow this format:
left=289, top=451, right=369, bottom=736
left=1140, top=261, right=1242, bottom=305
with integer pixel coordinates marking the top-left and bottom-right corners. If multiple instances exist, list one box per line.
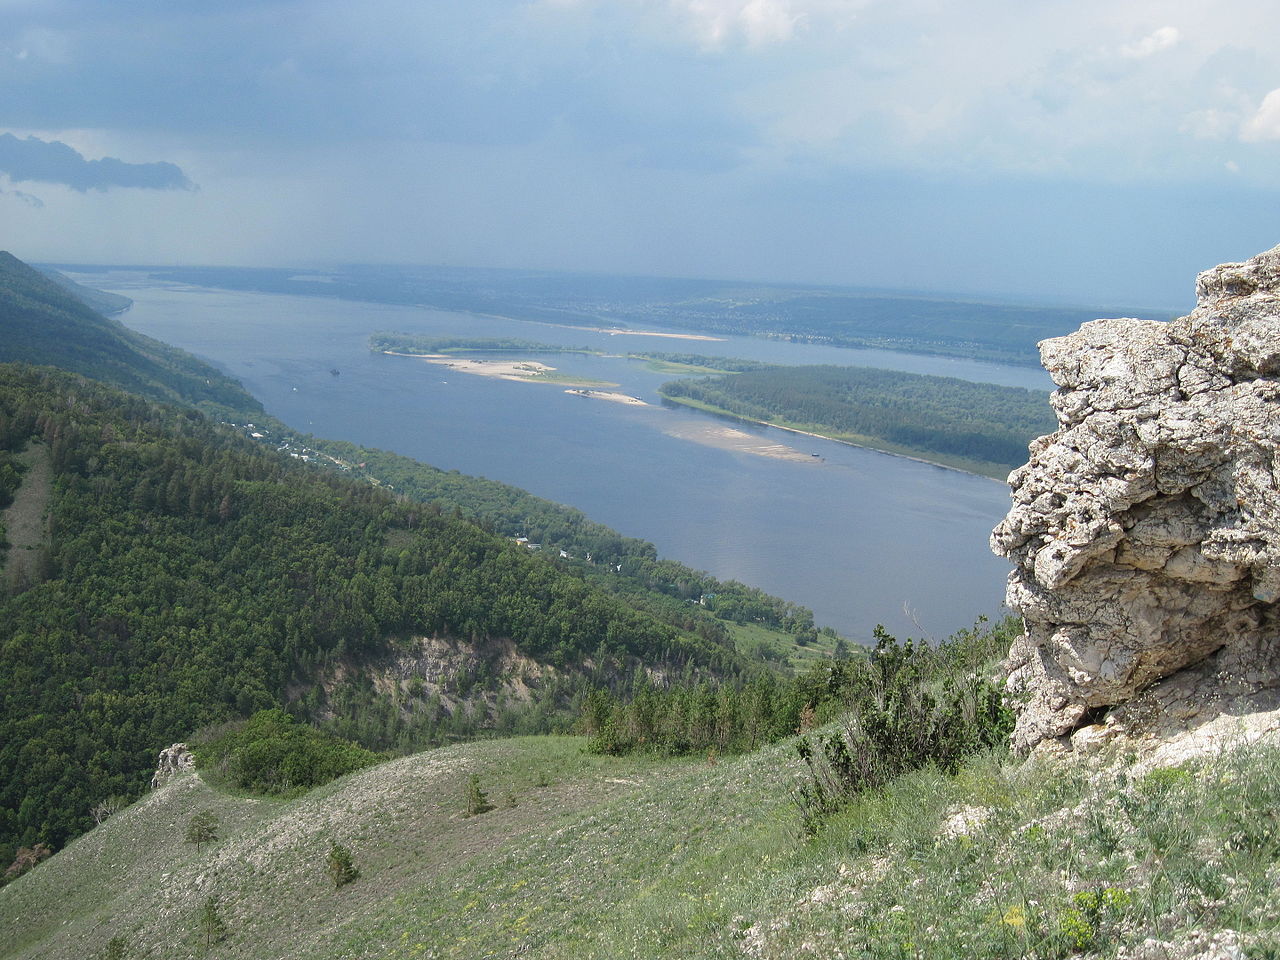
left=596, top=328, right=725, bottom=342
left=383, top=351, right=613, bottom=387
left=662, top=422, right=820, bottom=463
left=564, top=389, right=648, bottom=406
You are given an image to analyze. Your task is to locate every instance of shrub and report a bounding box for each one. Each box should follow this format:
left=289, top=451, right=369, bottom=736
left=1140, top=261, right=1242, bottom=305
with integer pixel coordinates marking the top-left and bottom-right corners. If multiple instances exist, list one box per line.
left=195, top=709, right=378, bottom=797
left=326, top=842, right=360, bottom=889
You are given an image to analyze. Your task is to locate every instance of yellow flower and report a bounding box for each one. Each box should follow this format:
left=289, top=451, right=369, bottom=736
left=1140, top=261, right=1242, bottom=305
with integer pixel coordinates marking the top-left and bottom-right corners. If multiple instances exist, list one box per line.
left=1001, top=905, right=1026, bottom=929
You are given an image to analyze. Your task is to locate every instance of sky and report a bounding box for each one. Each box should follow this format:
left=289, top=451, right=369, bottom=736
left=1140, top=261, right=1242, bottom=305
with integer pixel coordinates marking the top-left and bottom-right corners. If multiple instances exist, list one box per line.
left=4, top=0, right=1280, bottom=307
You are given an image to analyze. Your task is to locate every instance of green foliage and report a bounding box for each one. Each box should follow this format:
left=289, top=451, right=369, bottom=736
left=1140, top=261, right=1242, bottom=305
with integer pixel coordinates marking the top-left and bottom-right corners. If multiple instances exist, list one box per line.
left=185, top=810, right=220, bottom=852
left=0, top=364, right=732, bottom=857
left=197, top=710, right=377, bottom=797
left=303, top=432, right=822, bottom=642
left=197, top=895, right=227, bottom=952
left=584, top=617, right=1018, bottom=794
left=465, top=774, right=494, bottom=817
left=101, top=935, right=128, bottom=960
left=370, top=333, right=596, bottom=355
left=791, top=620, right=1016, bottom=834
left=326, top=842, right=360, bottom=889
left=0, top=252, right=261, bottom=418
left=661, top=365, right=1056, bottom=474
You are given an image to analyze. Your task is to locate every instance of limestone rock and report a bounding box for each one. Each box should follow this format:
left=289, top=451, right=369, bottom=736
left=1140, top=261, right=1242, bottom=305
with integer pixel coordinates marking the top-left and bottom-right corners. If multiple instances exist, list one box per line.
left=992, top=244, right=1280, bottom=753
left=151, top=742, right=195, bottom=789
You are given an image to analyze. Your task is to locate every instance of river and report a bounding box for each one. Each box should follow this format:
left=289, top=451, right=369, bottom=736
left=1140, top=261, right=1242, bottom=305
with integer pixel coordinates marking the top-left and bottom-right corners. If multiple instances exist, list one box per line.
left=73, top=271, right=1044, bottom=642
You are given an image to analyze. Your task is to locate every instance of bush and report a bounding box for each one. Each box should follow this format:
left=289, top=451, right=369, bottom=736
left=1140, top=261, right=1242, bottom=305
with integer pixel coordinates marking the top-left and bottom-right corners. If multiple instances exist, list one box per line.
left=326, top=842, right=360, bottom=889
left=792, top=624, right=1015, bottom=835
left=195, top=709, right=378, bottom=797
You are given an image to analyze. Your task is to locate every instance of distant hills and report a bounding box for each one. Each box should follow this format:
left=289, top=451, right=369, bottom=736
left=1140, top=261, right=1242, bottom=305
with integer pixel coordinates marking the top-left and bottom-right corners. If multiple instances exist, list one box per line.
left=122, top=261, right=1173, bottom=367
left=0, top=252, right=260, bottom=415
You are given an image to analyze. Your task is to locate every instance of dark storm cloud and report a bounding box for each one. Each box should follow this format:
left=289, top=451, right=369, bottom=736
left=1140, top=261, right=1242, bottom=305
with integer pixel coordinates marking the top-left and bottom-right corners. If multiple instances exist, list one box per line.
left=0, top=133, right=194, bottom=191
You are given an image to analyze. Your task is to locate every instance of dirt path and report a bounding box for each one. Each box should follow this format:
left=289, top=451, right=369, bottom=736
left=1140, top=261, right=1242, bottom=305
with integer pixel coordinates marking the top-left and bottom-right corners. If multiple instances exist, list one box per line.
left=3, top=442, right=52, bottom=591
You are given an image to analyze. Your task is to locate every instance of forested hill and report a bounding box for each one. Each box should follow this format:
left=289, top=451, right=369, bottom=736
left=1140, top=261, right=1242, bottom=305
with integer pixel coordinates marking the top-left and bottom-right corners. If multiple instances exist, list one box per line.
left=0, top=252, right=259, bottom=417
left=0, top=365, right=742, bottom=865
left=34, top=266, right=133, bottom=316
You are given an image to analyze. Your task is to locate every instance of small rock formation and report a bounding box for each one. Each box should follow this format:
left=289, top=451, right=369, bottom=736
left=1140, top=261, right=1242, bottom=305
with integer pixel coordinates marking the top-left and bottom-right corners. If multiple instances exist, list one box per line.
left=151, top=742, right=196, bottom=789
left=992, top=244, right=1280, bottom=752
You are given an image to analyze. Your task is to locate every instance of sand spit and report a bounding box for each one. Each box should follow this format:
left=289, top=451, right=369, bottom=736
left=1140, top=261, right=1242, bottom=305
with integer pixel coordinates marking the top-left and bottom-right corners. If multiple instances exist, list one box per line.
left=564, top=389, right=648, bottom=406
left=663, top=422, right=821, bottom=463
left=383, top=352, right=613, bottom=388
left=596, top=328, right=725, bottom=342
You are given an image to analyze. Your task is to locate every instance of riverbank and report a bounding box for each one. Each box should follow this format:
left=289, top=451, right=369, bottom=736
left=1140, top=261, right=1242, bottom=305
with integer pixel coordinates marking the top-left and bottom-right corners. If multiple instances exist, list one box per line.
left=660, top=394, right=1011, bottom=481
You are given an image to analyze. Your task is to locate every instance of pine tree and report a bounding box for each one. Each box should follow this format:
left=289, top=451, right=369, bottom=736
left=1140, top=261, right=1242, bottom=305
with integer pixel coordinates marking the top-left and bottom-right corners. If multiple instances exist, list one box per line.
left=197, top=896, right=226, bottom=952
left=465, top=773, right=494, bottom=817
left=326, top=842, right=360, bottom=889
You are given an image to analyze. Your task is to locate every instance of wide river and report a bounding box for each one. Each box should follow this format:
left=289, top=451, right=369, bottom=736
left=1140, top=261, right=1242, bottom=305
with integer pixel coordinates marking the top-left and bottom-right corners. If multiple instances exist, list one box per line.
left=74, top=271, right=1056, bottom=642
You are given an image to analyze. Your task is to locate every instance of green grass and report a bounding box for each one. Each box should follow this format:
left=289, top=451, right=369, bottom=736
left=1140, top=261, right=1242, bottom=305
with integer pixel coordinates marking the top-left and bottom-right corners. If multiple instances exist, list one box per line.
left=725, top=620, right=840, bottom=669
left=4, top=732, right=1278, bottom=959
left=636, top=358, right=742, bottom=376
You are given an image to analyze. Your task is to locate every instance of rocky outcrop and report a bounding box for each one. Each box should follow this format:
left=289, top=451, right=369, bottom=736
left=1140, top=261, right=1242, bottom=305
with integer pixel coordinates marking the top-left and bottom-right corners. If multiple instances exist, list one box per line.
left=150, top=742, right=195, bottom=789
left=992, top=244, right=1280, bottom=753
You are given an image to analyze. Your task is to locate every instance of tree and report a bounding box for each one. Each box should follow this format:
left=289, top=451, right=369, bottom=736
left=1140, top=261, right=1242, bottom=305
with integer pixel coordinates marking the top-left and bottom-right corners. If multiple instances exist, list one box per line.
left=4, top=842, right=52, bottom=881
left=102, top=935, right=128, bottom=960
left=185, top=811, right=219, bottom=853
left=465, top=774, right=493, bottom=817
left=197, top=896, right=227, bottom=951
left=92, top=795, right=128, bottom=826
left=325, top=841, right=360, bottom=889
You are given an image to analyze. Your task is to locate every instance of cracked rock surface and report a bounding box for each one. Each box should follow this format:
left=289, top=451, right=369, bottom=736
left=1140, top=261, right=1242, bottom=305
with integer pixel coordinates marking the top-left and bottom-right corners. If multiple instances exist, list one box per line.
left=992, top=244, right=1280, bottom=753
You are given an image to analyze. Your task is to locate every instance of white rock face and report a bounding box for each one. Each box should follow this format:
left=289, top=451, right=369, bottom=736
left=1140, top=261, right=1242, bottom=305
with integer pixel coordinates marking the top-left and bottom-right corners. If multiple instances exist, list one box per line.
left=151, top=742, right=195, bottom=789
left=992, top=245, right=1280, bottom=752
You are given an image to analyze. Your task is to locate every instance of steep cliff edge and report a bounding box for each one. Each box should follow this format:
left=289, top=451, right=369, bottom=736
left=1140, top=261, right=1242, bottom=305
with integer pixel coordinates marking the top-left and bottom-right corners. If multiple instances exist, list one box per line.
left=993, top=244, right=1280, bottom=753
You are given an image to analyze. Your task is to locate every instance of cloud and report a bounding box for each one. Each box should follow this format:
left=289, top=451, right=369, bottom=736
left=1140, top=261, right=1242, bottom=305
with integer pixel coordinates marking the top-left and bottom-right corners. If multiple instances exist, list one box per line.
left=1240, top=88, right=1280, bottom=142
left=677, top=0, right=800, bottom=47
left=1118, top=26, right=1179, bottom=59
left=0, top=133, right=194, bottom=191
left=0, top=186, right=44, bottom=207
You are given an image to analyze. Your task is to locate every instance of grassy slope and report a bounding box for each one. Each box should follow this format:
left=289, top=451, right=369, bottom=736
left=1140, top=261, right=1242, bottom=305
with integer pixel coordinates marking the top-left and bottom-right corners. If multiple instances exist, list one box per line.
left=5, top=733, right=1280, bottom=960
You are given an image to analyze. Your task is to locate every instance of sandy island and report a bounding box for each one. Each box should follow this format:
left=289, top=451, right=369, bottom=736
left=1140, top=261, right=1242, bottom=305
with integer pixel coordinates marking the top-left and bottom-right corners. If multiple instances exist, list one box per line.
left=564, top=389, right=648, bottom=406
left=662, top=422, right=821, bottom=463
left=383, top=351, right=615, bottom=388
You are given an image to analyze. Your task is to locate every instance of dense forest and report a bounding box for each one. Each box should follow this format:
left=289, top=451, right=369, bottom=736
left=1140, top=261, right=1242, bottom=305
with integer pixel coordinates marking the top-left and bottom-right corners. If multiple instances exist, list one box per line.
left=303, top=434, right=827, bottom=644
left=0, top=365, right=750, bottom=865
left=660, top=364, right=1056, bottom=477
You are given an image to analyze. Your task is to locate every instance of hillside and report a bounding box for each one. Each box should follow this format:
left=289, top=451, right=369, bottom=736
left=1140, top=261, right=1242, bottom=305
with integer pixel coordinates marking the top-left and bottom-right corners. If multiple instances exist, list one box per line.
left=35, top=265, right=134, bottom=316
left=0, top=252, right=260, bottom=417
left=3, top=732, right=1278, bottom=959
left=0, top=365, right=750, bottom=862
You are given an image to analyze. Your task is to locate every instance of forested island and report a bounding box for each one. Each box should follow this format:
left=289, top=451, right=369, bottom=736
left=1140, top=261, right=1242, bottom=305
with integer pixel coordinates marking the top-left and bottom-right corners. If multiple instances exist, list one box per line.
left=660, top=364, right=1057, bottom=478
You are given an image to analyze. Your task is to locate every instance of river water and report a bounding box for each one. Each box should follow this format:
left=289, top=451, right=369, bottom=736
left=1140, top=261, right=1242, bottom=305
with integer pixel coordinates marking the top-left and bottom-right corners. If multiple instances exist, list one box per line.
left=74, top=271, right=1048, bottom=642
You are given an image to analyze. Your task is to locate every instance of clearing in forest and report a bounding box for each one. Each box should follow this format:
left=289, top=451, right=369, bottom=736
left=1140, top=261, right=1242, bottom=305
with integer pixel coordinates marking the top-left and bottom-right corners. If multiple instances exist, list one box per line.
left=2, top=442, right=52, bottom=591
